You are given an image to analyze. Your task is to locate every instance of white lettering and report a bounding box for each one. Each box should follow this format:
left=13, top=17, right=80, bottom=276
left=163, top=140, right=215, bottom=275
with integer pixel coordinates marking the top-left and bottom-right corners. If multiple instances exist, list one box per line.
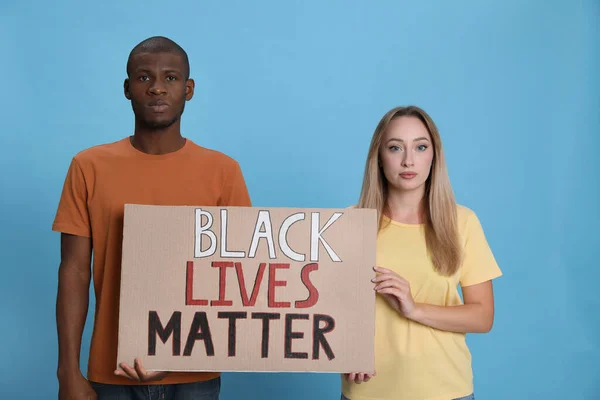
left=279, top=213, right=306, bottom=262
left=248, top=210, right=276, bottom=259
left=220, top=209, right=246, bottom=258
left=310, top=212, right=342, bottom=262
left=194, top=209, right=217, bottom=258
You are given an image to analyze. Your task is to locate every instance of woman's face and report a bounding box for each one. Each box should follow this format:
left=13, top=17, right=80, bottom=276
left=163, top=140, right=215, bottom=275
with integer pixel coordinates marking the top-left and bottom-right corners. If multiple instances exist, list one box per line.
left=379, top=116, right=434, bottom=194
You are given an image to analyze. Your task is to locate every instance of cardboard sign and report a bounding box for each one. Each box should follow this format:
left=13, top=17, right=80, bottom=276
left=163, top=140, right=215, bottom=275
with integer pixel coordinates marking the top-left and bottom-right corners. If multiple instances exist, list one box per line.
left=117, top=204, right=377, bottom=373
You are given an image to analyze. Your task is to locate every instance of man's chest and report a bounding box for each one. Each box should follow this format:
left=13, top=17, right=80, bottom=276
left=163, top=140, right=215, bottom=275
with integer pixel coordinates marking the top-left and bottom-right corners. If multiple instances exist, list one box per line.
left=87, top=166, right=223, bottom=219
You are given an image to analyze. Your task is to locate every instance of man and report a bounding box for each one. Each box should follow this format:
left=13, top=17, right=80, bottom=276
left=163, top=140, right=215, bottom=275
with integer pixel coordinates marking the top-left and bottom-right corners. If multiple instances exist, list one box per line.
left=53, top=36, right=251, bottom=399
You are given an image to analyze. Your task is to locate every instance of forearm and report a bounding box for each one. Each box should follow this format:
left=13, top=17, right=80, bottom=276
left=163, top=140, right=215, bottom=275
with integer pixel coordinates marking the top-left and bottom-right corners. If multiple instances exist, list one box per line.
left=408, top=302, right=493, bottom=333
left=56, top=263, right=91, bottom=378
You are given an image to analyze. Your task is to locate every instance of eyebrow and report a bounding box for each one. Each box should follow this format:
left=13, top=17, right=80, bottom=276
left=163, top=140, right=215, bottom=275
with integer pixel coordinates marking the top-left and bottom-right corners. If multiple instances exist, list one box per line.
left=133, top=68, right=183, bottom=74
left=387, top=137, right=430, bottom=143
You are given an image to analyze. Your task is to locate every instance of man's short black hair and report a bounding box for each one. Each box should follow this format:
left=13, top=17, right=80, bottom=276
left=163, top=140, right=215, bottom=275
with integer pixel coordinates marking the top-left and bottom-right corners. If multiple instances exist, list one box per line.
left=126, top=36, right=190, bottom=79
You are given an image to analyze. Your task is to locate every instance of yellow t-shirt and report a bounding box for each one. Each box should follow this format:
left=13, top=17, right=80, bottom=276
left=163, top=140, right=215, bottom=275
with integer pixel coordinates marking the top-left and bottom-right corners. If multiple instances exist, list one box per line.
left=342, top=205, right=502, bottom=400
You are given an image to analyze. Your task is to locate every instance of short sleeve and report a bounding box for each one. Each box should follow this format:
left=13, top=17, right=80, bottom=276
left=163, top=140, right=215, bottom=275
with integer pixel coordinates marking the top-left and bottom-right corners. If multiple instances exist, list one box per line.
left=219, top=161, right=252, bottom=207
left=459, top=211, right=502, bottom=287
left=52, top=158, right=92, bottom=238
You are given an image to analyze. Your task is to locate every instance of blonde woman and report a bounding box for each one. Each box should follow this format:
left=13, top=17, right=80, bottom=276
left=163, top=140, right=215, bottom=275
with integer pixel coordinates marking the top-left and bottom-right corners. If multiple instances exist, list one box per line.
left=342, top=106, right=502, bottom=400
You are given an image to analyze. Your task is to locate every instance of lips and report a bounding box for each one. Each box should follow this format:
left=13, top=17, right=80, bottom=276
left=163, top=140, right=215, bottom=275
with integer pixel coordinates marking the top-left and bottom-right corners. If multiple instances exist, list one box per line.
left=400, top=172, right=417, bottom=179
left=148, top=100, right=169, bottom=113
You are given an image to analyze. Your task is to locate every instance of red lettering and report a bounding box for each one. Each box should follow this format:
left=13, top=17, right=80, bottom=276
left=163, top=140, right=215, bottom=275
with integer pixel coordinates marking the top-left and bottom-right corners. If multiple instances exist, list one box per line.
left=268, top=263, right=291, bottom=308
left=211, top=261, right=234, bottom=306
left=186, top=261, right=208, bottom=306
left=235, top=262, right=267, bottom=307
left=295, top=263, right=319, bottom=308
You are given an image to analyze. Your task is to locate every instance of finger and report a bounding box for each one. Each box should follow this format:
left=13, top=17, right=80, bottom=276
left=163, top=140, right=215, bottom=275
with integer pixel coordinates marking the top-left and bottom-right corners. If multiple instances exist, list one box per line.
left=148, top=371, right=168, bottom=381
left=373, top=272, right=408, bottom=282
left=116, top=362, right=140, bottom=381
left=123, top=363, right=140, bottom=381
left=376, top=288, right=403, bottom=298
left=357, top=373, right=365, bottom=384
left=377, top=287, right=401, bottom=295
left=363, top=374, right=372, bottom=382
left=374, top=266, right=393, bottom=274
left=347, top=373, right=356, bottom=382
left=373, top=268, right=408, bottom=282
left=134, top=358, right=168, bottom=382
left=372, top=274, right=407, bottom=285
left=134, top=358, right=148, bottom=381
left=395, top=275, right=409, bottom=285
left=374, top=280, right=406, bottom=291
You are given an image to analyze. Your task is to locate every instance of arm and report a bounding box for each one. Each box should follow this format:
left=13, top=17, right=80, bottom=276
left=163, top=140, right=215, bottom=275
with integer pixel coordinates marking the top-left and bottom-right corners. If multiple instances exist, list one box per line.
left=374, top=267, right=496, bottom=334
left=406, top=211, right=501, bottom=333
left=56, top=233, right=96, bottom=399
left=409, top=280, right=495, bottom=333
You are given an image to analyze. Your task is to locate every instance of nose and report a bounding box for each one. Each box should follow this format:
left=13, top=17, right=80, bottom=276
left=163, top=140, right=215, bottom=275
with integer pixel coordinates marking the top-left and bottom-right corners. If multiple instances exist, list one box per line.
left=149, top=81, right=167, bottom=95
left=401, top=150, right=414, bottom=167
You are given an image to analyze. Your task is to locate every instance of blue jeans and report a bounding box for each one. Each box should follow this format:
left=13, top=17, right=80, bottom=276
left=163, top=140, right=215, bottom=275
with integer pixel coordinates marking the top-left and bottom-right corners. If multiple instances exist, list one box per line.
left=341, top=394, right=474, bottom=400
left=90, top=377, right=220, bottom=400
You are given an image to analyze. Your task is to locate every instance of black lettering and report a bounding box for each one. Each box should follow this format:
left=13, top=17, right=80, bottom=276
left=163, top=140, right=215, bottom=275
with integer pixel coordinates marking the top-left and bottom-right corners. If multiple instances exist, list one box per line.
left=184, top=312, right=215, bottom=356
left=251, top=313, right=280, bottom=358
left=218, top=312, right=247, bottom=357
left=312, top=314, right=335, bottom=360
left=284, top=313, right=309, bottom=359
left=148, top=311, right=181, bottom=356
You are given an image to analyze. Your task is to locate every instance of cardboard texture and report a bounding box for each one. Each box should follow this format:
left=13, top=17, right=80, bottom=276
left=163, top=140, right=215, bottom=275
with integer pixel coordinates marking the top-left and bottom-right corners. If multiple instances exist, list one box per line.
left=117, top=204, right=377, bottom=373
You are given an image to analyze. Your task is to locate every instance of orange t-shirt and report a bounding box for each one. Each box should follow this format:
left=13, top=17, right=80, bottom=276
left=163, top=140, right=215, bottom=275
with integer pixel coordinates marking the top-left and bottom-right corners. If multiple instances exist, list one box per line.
left=52, top=137, right=252, bottom=385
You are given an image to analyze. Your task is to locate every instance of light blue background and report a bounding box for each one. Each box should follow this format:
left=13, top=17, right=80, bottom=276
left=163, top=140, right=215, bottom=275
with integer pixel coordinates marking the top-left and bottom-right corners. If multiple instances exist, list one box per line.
left=1, top=1, right=598, bottom=399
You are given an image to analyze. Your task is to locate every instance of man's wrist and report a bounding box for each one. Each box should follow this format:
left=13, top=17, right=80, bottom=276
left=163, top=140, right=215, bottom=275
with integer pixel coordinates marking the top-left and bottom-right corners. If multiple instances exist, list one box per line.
left=57, top=362, right=82, bottom=381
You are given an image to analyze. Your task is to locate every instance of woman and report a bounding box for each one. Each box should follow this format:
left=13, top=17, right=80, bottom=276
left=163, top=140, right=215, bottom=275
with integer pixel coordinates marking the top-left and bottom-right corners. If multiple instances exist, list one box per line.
left=342, top=106, right=502, bottom=400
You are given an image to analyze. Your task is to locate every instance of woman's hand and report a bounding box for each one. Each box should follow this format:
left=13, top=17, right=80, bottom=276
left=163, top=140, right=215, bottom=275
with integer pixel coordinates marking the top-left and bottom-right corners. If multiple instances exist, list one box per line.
left=372, top=266, right=418, bottom=319
left=344, top=371, right=376, bottom=384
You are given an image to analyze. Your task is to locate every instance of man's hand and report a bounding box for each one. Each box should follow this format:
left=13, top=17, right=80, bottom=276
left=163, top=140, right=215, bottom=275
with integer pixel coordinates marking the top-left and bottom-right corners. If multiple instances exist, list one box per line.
left=114, top=358, right=169, bottom=382
left=58, top=372, right=97, bottom=400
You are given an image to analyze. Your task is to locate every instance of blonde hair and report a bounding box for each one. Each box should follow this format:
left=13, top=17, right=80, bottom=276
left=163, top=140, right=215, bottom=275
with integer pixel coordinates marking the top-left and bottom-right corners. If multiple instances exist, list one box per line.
left=357, top=105, right=461, bottom=276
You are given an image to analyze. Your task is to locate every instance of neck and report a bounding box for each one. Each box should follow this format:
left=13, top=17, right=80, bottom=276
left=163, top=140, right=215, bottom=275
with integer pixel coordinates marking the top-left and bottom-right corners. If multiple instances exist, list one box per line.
left=385, top=186, right=427, bottom=224
left=131, top=121, right=185, bottom=155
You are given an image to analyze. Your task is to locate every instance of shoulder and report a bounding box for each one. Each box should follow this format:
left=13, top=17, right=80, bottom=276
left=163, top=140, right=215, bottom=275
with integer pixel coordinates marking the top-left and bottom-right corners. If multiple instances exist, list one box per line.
left=186, top=140, right=241, bottom=169
left=71, top=138, right=130, bottom=166
left=456, top=204, right=489, bottom=240
left=456, top=203, right=476, bottom=222
left=456, top=203, right=481, bottom=231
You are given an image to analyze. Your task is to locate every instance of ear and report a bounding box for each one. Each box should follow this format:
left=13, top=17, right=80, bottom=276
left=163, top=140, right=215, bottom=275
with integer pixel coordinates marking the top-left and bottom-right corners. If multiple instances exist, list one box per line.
left=185, top=78, right=195, bottom=101
left=124, top=78, right=131, bottom=100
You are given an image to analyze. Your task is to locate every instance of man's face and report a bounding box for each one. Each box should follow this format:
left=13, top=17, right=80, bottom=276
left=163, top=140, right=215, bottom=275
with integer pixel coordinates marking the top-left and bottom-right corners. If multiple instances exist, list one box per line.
left=124, top=52, right=194, bottom=130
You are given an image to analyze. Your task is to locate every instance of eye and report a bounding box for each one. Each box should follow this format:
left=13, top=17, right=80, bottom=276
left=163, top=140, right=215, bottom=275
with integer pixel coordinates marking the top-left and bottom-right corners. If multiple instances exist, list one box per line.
left=417, top=144, right=428, bottom=151
left=166, top=76, right=177, bottom=81
left=389, top=145, right=402, bottom=152
left=138, top=75, right=150, bottom=82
